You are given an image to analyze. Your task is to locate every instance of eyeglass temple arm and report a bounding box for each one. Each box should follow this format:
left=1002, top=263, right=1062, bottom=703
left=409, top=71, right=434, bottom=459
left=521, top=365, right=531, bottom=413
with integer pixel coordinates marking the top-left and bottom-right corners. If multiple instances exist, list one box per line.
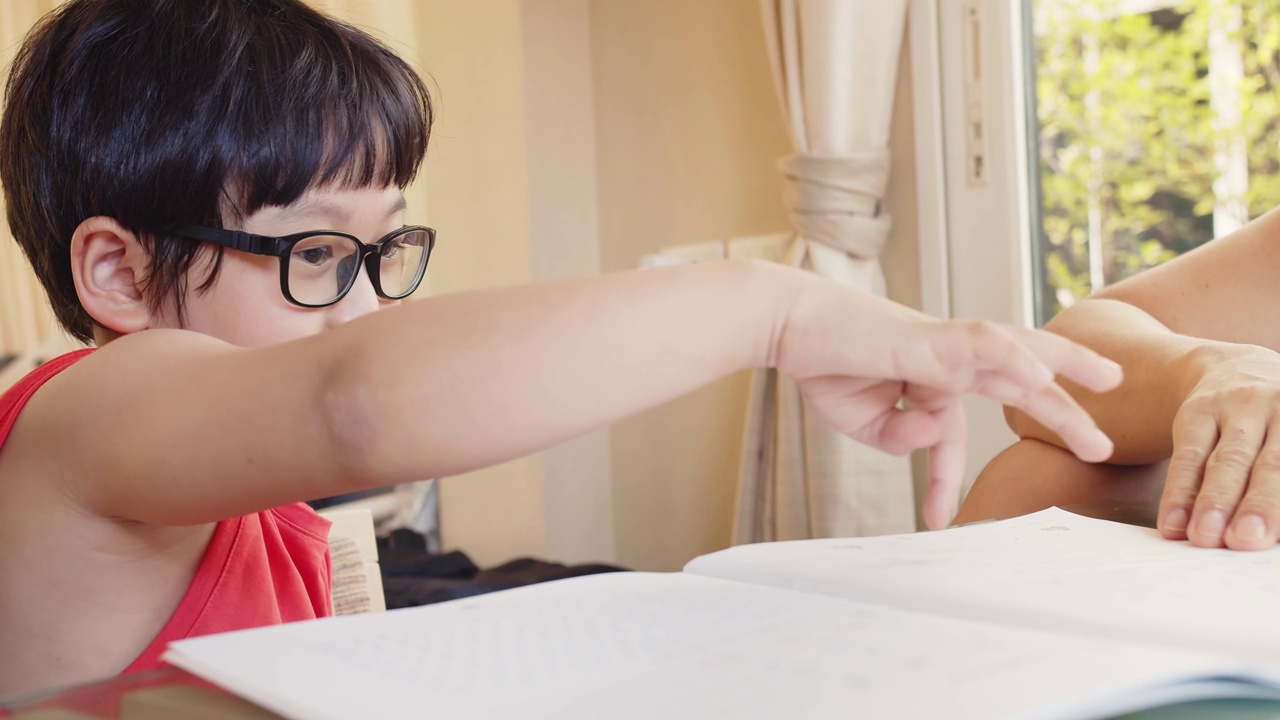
left=172, top=225, right=286, bottom=255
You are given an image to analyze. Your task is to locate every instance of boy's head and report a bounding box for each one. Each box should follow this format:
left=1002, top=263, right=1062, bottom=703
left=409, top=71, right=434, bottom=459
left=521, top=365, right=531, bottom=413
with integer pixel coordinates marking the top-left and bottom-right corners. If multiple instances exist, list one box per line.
left=1, top=0, right=433, bottom=345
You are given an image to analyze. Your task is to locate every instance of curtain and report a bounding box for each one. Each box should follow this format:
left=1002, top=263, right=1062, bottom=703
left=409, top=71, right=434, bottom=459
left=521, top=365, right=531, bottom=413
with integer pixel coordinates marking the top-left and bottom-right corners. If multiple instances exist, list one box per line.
left=733, top=0, right=913, bottom=543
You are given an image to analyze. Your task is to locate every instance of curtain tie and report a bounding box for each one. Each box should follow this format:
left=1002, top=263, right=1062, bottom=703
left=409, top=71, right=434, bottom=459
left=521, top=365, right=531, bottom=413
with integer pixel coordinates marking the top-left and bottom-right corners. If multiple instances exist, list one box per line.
left=777, top=152, right=892, bottom=259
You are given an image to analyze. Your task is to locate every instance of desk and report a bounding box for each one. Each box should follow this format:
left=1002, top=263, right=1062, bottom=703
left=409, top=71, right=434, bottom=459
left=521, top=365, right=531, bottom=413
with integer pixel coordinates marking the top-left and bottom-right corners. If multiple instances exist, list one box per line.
left=6, top=669, right=1279, bottom=720
left=0, top=668, right=284, bottom=719
left=3, top=503, right=1277, bottom=720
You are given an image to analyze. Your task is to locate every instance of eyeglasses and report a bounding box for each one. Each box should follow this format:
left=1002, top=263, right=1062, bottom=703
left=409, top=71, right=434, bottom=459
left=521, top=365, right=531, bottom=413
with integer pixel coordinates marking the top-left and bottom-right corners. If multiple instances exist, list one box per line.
left=171, top=224, right=436, bottom=307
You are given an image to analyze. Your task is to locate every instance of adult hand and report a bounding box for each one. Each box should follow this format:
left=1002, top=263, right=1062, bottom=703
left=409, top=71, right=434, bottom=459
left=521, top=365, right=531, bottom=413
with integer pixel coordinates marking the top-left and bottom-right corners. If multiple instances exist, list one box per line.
left=1159, top=345, right=1280, bottom=550
left=776, top=282, right=1123, bottom=531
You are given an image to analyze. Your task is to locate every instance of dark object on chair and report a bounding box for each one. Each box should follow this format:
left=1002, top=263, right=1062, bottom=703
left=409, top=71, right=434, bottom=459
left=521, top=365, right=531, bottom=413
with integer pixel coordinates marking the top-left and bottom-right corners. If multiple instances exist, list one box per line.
left=376, top=528, right=628, bottom=609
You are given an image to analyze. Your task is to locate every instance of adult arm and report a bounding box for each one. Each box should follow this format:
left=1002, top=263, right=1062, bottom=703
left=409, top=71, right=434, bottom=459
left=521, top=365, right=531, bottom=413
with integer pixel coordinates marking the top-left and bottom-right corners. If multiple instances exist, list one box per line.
left=1005, top=207, right=1280, bottom=548
left=954, top=438, right=1165, bottom=525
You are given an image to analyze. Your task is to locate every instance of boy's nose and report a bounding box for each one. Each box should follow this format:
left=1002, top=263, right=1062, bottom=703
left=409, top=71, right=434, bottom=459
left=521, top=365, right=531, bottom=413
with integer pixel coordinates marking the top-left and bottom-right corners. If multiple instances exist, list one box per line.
left=326, top=266, right=381, bottom=327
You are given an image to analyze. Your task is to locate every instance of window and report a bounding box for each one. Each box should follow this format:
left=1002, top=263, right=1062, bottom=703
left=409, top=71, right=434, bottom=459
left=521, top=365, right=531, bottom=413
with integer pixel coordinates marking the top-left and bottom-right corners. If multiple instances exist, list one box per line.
left=1026, top=0, right=1280, bottom=324
left=920, top=0, right=1277, bottom=489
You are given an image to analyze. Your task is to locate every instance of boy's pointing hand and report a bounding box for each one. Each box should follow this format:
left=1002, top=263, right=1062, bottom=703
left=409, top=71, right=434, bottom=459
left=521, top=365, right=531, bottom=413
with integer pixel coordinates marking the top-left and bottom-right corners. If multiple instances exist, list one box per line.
left=776, top=278, right=1123, bottom=531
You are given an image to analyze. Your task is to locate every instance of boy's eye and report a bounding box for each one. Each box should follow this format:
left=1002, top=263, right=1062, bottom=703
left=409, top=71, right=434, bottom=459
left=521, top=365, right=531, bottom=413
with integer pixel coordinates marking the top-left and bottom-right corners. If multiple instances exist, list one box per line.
left=380, top=239, right=402, bottom=261
left=294, top=245, right=335, bottom=266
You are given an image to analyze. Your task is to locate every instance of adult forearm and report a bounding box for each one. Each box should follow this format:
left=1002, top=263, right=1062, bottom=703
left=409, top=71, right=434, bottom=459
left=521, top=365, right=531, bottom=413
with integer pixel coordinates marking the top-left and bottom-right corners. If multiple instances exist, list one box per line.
left=1009, top=298, right=1213, bottom=463
left=955, top=438, right=1166, bottom=524
left=322, top=259, right=802, bottom=486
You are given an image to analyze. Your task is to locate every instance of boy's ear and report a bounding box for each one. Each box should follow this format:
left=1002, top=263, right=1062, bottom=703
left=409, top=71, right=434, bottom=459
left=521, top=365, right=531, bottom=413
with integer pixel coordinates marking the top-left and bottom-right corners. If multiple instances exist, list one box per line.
left=70, top=216, right=155, bottom=335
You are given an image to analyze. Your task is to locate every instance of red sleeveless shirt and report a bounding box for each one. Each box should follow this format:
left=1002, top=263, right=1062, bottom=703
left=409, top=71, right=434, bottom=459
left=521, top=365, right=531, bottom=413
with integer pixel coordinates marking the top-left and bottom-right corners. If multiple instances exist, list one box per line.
left=0, top=349, right=334, bottom=675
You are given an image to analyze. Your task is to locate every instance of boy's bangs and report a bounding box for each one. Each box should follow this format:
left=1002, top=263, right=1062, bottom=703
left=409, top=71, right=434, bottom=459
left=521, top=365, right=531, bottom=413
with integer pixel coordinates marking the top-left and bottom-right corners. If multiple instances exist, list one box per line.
left=223, top=34, right=432, bottom=218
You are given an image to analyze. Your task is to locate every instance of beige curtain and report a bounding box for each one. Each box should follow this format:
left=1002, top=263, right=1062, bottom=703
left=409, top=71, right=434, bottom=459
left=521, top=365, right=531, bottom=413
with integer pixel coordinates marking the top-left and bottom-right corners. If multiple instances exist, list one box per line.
left=733, top=0, right=914, bottom=543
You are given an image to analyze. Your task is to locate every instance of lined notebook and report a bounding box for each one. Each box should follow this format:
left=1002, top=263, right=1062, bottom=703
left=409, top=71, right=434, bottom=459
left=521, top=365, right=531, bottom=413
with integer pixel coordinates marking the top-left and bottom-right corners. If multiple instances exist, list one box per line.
left=164, top=508, right=1280, bottom=720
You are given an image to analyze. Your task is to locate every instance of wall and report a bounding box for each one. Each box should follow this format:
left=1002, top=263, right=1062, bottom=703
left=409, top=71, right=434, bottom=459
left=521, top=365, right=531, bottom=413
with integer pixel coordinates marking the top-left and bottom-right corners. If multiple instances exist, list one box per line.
left=588, top=2, right=924, bottom=568
left=408, top=0, right=811, bottom=572
left=405, top=0, right=550, bottom=567
left=354, top=0, right=927, bottom=570
left=0, top=0, right=65, bottom=358
left=587, top=0, right=791, bottom=571
left=521, top=0, right=616, bottom=566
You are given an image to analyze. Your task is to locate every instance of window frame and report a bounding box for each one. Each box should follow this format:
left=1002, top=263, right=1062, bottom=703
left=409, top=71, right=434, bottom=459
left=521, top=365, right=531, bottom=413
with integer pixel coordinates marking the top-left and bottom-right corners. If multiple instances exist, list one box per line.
left=912, top=0, right=1034, bottom=493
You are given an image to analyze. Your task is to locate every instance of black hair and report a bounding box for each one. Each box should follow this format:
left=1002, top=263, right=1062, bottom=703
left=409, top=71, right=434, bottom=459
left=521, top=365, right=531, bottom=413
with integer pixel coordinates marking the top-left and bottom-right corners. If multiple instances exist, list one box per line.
left=0, top=0, right=433, bottom=342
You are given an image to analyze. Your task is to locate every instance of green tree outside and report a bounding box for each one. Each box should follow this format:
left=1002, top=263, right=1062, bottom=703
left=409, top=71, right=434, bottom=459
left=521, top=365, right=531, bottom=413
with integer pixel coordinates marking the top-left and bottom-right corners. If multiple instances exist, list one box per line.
left=1031, top=0, right=1280, bottom=324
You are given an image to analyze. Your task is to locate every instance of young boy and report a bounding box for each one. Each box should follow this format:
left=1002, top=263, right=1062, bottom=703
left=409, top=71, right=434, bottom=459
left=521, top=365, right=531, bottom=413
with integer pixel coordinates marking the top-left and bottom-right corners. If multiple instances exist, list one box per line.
left=0, top=0, right=1122, bottom=698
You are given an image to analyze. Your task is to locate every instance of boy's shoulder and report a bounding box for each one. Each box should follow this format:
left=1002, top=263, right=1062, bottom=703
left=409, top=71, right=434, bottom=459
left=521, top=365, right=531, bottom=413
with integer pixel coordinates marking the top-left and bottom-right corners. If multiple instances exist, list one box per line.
left=0, top=329, right=220, bottom=459
left=0, top=329, right=237, bottom=516
left=0, top=346, right=95, bottom=480
left=0, top=347, right=94, bottom=418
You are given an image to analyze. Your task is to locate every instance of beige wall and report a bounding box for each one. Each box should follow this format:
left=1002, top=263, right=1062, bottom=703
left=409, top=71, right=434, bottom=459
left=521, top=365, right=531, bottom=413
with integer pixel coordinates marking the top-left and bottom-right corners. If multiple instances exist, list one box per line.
left=409, top=1, right=549, bottom=567
left=590, top=4, right=925, bottom=567
left=404, top=0, right=804, bottom=571
left=587, top=0, right=792, bottom=571
left=0, top=1, right=65, bottom=358
left=521, top=0, right=616, bottom=566
left=411, top=0, right=924, bottom=571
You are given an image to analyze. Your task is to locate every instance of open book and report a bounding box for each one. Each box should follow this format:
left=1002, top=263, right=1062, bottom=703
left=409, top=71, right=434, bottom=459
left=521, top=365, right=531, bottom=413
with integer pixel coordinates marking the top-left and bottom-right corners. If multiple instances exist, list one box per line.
left=163, top=508, right=1280, bottom=720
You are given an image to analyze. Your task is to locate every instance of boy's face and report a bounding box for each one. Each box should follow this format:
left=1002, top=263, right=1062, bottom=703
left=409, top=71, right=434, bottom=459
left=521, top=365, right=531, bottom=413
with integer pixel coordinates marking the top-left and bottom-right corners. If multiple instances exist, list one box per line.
left=153, top=184, right=410, bottom=347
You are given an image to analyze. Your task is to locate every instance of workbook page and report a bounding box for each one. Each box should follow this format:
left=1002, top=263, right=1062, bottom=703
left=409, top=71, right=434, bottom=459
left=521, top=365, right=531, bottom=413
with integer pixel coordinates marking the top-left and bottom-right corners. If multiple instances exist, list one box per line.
left=164, top=572, right=1251, bottom=720
left=686, top=508, right=1280, bottom=666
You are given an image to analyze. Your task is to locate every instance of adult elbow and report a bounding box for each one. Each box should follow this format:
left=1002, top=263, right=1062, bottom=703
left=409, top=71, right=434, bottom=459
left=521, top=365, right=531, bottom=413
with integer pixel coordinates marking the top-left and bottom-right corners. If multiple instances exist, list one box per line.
left=1002, top=403, right=1069, bottom=451
left=1003, top=404, right=1028, bottom=437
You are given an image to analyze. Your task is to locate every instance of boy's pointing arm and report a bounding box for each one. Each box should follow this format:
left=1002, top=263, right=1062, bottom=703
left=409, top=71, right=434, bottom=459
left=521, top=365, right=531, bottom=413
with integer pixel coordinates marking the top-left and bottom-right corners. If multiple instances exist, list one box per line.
left=31, top=260, right=1118, bottom=529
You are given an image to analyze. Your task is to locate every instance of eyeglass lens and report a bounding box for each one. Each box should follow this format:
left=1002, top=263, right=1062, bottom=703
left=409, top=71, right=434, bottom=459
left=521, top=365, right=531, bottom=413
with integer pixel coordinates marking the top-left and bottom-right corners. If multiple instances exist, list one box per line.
left=377, top=230, right=430, bottom=297
left=287, top=229, right=430, bottom=305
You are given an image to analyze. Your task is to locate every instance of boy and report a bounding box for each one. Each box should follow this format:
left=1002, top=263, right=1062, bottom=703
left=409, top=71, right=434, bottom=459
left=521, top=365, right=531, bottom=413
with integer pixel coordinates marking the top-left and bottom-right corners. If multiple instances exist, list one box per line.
left=0, top=0, right=1121, bottom=697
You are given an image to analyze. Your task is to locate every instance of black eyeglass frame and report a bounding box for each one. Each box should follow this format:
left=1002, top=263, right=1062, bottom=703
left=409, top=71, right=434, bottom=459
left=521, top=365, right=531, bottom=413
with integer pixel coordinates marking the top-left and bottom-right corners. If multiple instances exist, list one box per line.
left=172, top=224, right=436, bottom=308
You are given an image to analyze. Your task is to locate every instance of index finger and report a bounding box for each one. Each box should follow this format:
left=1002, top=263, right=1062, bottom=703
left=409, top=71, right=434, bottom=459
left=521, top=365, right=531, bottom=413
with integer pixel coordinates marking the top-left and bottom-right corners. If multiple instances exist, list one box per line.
left=982, top=373, right=1114, bottom=464
left=916, top=394, right=967, bottom=531
left=1006, top=326, right=1124, bottom=395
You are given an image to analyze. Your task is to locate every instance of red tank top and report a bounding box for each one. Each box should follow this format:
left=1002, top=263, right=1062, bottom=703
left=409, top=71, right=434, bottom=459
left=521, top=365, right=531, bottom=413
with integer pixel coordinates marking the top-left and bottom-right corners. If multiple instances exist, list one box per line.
left=0, top=349, right=334, bottom=676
